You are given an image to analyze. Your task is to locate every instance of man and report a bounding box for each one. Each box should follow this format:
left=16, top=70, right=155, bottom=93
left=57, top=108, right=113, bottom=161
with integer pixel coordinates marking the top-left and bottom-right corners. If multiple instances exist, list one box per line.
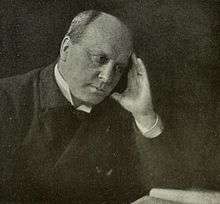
left=0, top=10, right=176, bottom=203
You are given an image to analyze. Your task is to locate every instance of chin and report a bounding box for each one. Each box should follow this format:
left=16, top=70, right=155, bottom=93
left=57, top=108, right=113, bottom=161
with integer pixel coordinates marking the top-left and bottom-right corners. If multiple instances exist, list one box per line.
left=82, top=94, right=107, bottom=106
left=86, top=97, right=105, bottom=106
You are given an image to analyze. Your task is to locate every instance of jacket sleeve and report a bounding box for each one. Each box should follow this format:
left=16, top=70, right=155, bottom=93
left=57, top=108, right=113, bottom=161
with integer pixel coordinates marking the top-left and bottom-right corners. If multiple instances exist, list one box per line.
left=0, top=89, right=19, bottom=172
left=0, top=89, right=18, bottom=137
left=131, top=115, right=187, bottom=193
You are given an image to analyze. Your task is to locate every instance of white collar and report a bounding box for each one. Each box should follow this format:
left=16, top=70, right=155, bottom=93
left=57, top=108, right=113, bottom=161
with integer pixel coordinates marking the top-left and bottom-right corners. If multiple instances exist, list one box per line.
left=54, top=64, right=92, bottom=113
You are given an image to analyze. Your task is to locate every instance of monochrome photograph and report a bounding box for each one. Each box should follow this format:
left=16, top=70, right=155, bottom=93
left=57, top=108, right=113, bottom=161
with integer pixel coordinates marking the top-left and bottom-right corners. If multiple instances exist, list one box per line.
left=0, top=0, right=219, bottom=203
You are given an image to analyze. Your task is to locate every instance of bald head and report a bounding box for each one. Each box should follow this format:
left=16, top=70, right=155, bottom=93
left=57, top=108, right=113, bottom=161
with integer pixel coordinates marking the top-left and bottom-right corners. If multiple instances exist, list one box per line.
left=82, top=12, right=133, bottom=55
left=66, top=10, right=133, bottom=51
left=59, top=10, right=133, bottom=106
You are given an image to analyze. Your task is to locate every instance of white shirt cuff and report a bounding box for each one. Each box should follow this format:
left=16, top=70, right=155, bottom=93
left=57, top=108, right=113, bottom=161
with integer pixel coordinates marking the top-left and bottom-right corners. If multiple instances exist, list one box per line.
left=135, top=114, right=164, bottom=138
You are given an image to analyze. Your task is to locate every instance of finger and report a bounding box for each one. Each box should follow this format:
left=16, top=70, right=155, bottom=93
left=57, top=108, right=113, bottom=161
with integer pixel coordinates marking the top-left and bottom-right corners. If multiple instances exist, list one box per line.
left=136, top=58, right=147, bottom=75
left=131, top=53, right=141, bottom=75
left=131, top=53, right=138, bottom=75
left=136, top=58, right=152, bottom=96
left=131, top=53, right=138, bottom=65
left=127, top=65, right=139, bottom=90
left=137, top=58, right=149, bottom=82
left=127, top=54, right=139, bottom=89
left=137, top=58, right=147, bottom=73
left=132, top=54, right=146, bottom=79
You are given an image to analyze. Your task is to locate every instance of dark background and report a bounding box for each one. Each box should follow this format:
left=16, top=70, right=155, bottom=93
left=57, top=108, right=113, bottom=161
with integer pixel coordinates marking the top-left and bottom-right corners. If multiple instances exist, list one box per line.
left=0, top=0, right=219, bottom=189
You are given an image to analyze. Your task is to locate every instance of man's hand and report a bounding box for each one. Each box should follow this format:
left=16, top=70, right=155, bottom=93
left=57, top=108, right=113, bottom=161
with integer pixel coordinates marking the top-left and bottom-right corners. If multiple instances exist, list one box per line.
left=111, top=53, right=157, bottom=130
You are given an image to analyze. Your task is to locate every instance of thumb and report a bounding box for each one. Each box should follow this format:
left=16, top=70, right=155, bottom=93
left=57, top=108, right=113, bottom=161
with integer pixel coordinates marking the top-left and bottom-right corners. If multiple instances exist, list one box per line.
left=111, top=92, right=123, bottom=104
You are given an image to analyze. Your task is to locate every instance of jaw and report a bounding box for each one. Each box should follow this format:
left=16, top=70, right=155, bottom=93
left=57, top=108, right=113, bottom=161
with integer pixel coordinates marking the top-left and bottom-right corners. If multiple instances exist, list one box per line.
left=71, top=90, right=107, bottom=107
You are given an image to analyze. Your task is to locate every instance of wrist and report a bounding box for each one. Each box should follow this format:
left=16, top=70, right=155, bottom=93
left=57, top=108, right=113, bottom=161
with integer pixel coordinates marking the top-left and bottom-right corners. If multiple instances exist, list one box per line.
left=133, top=112, right=157, bottom=130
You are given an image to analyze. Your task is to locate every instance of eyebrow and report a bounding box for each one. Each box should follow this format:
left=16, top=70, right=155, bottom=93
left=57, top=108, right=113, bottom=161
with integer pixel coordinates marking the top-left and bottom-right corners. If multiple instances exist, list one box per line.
left=86, top=48, right=128, bottom=67
left=86, top=48, right=107, bottom=56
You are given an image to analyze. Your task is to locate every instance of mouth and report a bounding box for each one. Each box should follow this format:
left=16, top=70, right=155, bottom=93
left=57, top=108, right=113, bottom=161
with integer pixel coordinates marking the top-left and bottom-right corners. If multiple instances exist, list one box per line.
left=89, top=85, right=108, bottom=95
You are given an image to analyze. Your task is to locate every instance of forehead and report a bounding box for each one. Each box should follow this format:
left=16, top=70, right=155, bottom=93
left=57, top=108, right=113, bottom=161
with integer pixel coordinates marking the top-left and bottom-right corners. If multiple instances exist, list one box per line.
left=79, top=14, right=133, bottom=62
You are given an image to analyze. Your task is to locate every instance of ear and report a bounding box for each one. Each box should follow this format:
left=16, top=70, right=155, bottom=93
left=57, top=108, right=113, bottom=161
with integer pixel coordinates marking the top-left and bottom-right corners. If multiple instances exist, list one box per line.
left=60, top=36, right=71, bottom=62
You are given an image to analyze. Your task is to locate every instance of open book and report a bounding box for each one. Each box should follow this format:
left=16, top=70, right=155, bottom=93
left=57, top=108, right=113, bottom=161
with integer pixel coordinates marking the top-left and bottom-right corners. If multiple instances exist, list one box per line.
left=132, top=188, right=220, bottom=204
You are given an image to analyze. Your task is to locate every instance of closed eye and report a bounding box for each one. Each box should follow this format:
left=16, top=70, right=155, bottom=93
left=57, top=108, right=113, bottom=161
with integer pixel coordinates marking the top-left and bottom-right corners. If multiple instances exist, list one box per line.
left=86, top=48, right=127, bottom=73
left=86, top=49, right=109, bottom=65
left=114, top=64, right=125, bottom=74
left=93, top=55, right=109, bottom=65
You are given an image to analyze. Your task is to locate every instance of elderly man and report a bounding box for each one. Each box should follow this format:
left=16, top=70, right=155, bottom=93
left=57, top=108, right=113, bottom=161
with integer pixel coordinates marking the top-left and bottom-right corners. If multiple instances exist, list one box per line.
left=0, top=10, right=171, bottom=203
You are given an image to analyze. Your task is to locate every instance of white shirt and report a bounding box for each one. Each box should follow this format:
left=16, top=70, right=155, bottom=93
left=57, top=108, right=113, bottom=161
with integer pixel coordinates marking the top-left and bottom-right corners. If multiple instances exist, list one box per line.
left=54, top=65, right=163, bottom=138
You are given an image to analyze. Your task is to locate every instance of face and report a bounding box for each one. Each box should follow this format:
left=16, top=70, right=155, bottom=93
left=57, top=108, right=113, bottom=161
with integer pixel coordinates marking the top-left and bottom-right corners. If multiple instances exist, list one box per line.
left=59, top=14, right=133, bottom=106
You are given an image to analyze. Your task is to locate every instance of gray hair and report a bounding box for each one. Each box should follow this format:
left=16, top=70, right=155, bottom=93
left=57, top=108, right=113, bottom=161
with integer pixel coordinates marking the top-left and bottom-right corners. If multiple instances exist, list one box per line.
left=66, top=10, right=102, bottom=44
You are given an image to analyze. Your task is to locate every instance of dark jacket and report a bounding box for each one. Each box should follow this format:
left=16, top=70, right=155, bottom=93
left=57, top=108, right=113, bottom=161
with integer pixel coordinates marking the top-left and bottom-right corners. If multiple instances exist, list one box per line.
left=0, top=64, right=186, bottom=203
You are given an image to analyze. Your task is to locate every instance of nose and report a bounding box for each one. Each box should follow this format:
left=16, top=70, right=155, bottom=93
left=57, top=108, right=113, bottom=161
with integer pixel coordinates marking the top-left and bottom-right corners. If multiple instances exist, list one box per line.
left=98, top=61, right=115, bottom=83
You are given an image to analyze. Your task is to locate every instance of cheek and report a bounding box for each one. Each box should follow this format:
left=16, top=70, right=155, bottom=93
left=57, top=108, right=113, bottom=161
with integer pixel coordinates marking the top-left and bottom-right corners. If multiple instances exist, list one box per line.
left=76, top=61, right=98, bottom=82
left=81, top=63, right=100, bottom=82
left=68, top=63, right=96, bottom=85
left=68, top=51, right=91, bottom=71
left=77, top=68, right=98, bottom=87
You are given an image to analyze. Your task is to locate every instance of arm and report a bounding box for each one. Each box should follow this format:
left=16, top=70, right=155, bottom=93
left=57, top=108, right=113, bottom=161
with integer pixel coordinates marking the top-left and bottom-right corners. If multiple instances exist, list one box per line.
left=111, top=53, right=162, bottom=138
left=134, top=114, right=163, bottom=138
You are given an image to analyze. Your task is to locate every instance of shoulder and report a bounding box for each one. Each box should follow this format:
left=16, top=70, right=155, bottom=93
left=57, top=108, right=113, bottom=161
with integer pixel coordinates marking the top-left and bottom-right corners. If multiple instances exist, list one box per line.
left=0, top=68, right=42, bottom=97
left=0, top=67, right=44, bottom=125
left=0, top=88, right=11, bottom=115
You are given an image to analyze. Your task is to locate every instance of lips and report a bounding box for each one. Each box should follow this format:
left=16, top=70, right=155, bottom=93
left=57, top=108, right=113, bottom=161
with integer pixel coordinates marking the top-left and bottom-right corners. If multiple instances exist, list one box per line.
left=94, top=86, right=105, bottom=92
left=89, top=85, right=107, bottom=94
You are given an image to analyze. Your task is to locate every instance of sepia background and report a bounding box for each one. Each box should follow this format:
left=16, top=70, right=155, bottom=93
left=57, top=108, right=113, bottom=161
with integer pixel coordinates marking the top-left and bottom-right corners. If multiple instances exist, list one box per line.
left=0, top=0, right=219, bottom=190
